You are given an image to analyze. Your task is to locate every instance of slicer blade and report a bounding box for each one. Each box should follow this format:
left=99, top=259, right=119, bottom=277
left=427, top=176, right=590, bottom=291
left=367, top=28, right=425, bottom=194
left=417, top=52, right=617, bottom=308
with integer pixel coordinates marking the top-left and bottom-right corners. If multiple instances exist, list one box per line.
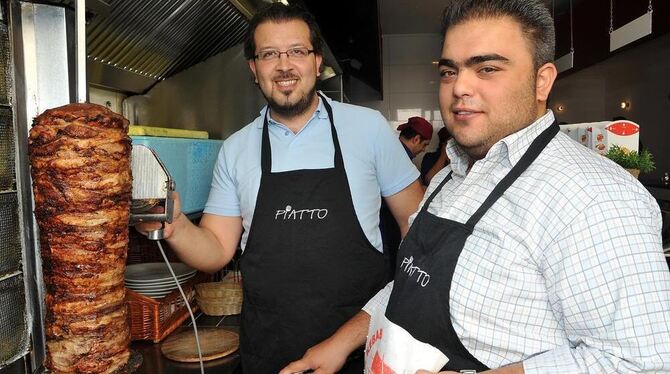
left=131, top=145, right=169, bottom=201
left=130, top=144, right=175, bottom=235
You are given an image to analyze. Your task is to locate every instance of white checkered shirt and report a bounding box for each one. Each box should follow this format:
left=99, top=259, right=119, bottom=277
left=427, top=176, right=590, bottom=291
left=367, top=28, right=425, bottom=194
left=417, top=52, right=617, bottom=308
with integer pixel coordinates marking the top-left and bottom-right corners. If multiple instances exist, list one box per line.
left=364, top=111, right=670, bottom=373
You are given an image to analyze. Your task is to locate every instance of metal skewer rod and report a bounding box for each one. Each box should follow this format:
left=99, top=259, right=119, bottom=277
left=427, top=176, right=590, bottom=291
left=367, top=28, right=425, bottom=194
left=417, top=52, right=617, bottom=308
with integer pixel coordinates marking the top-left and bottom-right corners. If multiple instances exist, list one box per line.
left=75, top=0, right=87, bottom=103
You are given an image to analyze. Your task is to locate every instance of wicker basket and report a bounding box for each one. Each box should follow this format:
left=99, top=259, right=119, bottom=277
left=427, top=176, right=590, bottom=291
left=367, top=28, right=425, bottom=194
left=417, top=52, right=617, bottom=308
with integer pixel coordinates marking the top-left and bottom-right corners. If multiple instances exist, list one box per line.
left=126, top=272, right=210, bottom=342
left=195, top=276, right=242, bottom=316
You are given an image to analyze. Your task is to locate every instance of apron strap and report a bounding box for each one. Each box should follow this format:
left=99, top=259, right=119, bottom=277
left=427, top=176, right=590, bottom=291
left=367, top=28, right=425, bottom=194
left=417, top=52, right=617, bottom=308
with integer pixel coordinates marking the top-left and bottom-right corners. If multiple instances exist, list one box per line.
left=466, top=123, right=559, bottom=227
left=419, top=171, right=454, bottom=215
left=261, top=110, right=272, bottom=174
left=317, top=92, right=345, bottom=170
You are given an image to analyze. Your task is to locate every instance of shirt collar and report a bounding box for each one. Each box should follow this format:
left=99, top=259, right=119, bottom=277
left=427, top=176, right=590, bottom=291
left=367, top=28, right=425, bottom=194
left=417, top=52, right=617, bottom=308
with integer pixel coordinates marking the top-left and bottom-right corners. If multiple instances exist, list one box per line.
left=401, top=142, right=415, bottom=159
left=256, top=91, right=330, bottom=129
left=446, top=110, right=556, bottom=176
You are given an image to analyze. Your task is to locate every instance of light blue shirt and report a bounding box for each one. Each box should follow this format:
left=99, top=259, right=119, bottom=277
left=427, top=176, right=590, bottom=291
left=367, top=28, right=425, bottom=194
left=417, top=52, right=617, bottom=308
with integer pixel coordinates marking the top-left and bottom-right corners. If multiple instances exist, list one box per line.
left=204, top=94, right=419, bottom=252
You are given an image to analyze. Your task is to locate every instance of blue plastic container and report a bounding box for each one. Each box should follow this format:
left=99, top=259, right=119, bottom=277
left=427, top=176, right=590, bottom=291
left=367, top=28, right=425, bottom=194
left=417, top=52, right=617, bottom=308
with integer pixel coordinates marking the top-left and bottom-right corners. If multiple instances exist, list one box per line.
left=131, top=136, right=223, bottom=214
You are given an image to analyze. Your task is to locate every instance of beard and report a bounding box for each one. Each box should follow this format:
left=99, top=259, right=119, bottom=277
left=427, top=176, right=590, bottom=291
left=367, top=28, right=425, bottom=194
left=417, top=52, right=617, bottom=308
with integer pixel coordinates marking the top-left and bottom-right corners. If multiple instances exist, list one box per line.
left=263, top=74, right=317, bottom=118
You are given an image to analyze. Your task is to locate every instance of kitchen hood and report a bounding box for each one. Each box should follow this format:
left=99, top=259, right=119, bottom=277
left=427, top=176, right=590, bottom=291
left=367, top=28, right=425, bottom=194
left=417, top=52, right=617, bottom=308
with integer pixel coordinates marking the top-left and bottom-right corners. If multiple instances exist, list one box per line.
left=31, top=0, right=341, bottom=95
left=85, top=0, right=252, bottom=94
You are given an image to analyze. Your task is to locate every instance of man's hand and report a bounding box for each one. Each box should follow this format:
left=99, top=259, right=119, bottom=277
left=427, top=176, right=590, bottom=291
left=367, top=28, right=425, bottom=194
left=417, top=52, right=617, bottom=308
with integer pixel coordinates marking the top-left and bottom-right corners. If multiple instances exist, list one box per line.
left=279, top=337, right=351, bottom=374
left=134, top=191, right=184, bottom=239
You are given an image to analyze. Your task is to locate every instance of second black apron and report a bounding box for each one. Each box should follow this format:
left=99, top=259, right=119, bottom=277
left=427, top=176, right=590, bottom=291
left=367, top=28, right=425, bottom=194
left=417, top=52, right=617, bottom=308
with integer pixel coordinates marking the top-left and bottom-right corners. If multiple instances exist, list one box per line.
left=383, top=123, right=559, bottom=371
left=240, top=95, right=388, bottom=373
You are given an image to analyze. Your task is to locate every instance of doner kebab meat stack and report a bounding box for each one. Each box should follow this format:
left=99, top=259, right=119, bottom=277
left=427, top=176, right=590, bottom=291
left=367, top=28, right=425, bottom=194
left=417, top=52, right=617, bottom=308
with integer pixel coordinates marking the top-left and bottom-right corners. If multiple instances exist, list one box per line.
left=29, top=103, right=132, bottom=373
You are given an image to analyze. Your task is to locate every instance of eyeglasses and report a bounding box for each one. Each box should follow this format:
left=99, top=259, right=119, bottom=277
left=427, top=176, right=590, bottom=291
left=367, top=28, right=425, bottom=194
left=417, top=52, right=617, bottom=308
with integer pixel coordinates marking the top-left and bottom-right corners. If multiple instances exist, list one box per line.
left=254, top=47, right=315, bottom=61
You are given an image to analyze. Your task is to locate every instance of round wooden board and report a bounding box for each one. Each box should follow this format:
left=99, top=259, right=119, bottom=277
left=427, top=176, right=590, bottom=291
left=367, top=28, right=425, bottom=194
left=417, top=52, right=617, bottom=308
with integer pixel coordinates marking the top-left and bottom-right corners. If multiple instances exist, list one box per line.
left=160, top=327, right=239, bottom=363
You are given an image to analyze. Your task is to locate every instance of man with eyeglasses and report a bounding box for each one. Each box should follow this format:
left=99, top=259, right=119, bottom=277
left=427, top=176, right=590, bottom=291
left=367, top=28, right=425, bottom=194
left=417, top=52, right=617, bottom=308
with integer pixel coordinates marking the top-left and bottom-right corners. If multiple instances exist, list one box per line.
left=136, top=2, right=423, bottom=373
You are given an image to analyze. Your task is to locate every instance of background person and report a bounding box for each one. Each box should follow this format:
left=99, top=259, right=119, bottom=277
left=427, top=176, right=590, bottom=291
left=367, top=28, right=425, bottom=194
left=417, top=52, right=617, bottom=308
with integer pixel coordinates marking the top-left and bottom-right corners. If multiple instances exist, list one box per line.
left=397, top=116, right=433, bottom=159
left=420, top=127, right=451, bottom=186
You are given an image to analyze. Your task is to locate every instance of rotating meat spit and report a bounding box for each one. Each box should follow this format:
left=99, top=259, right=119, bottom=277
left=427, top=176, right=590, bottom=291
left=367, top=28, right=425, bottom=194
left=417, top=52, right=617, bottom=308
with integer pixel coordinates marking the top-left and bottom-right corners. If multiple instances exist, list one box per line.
left=130, top=144, right=175, bottom=240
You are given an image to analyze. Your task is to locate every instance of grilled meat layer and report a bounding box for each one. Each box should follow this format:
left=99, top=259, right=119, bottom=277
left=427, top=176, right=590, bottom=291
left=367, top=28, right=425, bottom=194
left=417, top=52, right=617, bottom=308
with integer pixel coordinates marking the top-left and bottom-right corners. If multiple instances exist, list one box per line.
left=30, top=103, right=132, bottom=374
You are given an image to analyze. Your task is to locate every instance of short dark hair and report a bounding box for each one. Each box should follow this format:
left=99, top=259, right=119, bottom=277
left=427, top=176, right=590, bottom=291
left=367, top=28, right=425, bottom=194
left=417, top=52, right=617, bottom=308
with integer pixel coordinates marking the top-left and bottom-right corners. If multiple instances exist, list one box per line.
left=243, top=2, right=324, bottom=60
left=400, top=127, right=425, bottom=141
left=440, top=0, right=555, bottom=69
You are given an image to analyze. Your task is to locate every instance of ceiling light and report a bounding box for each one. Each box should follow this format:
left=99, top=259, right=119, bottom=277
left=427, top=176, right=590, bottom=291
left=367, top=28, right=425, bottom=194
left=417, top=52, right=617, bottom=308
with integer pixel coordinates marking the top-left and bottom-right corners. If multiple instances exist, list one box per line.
left=320, top=66, right=337, bottom=81
left=620, top=101, right=630, bottom=110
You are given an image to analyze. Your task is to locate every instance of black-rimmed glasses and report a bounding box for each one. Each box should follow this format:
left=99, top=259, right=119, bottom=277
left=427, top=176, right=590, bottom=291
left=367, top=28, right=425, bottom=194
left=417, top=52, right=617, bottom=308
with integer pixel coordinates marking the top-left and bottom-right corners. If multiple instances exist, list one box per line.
left=254, top=47, right=315, bottom=61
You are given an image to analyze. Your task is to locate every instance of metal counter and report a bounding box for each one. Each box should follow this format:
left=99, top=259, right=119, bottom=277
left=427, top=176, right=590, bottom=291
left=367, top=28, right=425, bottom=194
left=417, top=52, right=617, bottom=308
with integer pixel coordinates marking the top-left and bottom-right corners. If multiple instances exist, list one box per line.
left=131, top=312, right=240, bottom=374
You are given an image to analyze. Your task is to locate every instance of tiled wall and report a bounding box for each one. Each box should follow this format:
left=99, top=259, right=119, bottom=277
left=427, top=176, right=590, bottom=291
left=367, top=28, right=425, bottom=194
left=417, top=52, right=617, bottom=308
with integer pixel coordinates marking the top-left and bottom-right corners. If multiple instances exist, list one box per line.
left=89, top=87, right=126, bottom=114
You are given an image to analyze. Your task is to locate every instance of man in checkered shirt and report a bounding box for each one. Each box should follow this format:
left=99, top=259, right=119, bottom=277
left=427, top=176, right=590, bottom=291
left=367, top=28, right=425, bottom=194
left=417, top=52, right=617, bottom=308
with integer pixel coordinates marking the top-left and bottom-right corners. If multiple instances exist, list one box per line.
left=280, top=0, right=670, bottom=373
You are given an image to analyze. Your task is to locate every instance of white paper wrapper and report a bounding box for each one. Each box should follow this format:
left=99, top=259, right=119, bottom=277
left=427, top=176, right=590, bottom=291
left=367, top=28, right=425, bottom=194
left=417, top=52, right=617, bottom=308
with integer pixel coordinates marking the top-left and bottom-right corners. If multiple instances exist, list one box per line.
left=365, top=311, right=448, bottom=374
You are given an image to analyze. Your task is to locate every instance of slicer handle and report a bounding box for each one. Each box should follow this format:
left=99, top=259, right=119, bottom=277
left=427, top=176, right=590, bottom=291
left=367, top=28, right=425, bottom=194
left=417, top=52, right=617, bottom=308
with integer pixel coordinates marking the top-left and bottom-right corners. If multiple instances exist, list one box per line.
left=147, top=222, right=166, bottom=241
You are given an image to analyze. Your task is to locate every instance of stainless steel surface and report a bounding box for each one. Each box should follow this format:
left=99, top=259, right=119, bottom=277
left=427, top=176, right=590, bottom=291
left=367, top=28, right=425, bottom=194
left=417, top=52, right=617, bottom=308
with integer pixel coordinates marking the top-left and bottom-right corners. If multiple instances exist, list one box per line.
left=86, top=0, right=249, bottom=94
left=19, top=3, right=71, bottom=114
left=610, top=11, right=653, bottom=52
left=0, top=10, right=11, bottom=106
left=147, top=225, right=166, bottom=241
left=131, top=145, right=170, bottom=201
left=0, top=192, right=21, bottom=276
left=0, top=355, right=28, bottom=374
left=8, top=1, right=74, bottom=368
left=0, top=106, right=15, bottom=191
left=130, top=145, right=175, bottom=241
left=74, top=0, right=86, bottom=102
left=555, top=50, right=574, bottom=74
left=0, top=274, right=28, bottom=369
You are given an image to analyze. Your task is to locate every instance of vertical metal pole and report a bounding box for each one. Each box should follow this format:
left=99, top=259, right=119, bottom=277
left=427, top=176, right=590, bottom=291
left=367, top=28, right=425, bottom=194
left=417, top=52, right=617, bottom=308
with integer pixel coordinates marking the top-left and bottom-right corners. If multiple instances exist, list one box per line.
left=75, top=0, right=86, bottom=103
left=339, top=74, right=343, bottom=103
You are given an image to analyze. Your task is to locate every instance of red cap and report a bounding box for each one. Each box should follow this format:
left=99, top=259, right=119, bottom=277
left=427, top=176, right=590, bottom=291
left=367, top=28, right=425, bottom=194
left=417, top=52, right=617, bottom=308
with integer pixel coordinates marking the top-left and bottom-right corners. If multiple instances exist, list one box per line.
left=397, top=117, right=433, bottom=140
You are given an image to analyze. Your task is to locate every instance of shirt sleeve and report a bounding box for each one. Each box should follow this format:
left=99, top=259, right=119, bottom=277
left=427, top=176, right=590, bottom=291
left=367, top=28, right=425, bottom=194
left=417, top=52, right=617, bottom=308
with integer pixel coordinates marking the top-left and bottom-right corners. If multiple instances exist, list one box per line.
left=362, top=281, right=394, bottom=316
left=524, top=191, right=670, bottom=373
left=203, top=143, right=241, bottom=217
left=372, top=115, right=420, bottom=197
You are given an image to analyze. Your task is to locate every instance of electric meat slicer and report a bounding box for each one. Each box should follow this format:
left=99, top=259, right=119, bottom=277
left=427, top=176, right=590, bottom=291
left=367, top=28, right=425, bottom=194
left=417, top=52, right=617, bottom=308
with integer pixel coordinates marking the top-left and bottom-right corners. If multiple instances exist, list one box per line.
left=130, top=144, right=175, bottom=240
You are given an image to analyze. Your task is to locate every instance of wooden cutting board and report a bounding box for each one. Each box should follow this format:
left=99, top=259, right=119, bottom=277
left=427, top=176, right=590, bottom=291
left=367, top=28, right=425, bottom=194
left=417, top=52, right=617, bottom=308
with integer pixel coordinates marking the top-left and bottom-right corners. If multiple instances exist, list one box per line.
left=160, top=327, right=239, bottom=362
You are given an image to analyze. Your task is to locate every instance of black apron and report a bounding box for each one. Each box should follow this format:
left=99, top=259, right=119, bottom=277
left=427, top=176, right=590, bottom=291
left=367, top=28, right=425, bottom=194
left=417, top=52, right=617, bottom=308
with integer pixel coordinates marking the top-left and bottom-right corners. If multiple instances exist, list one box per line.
left=385, top=123, right=559, bottom=371
left=240, top=95, right=387, bottom=373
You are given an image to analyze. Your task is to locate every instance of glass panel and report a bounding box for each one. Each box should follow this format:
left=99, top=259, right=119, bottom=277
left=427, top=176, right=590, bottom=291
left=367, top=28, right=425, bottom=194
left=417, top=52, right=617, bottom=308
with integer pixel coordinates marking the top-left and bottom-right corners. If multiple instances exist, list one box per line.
left=0, top=275, right=28, bottom=364
left=0, top=8, right=12, bottom=106
left=0, top=107, right=15, bottom=191
left=0, top=192, right=21, bottom=276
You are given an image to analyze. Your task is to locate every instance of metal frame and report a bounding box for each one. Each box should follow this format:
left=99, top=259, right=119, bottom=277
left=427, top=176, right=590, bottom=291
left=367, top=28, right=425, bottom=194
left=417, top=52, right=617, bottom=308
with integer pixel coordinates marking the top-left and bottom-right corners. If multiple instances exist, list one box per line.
left=8, top=1, right=42, bottom=370
left=8, top=1, right=74, bottom=371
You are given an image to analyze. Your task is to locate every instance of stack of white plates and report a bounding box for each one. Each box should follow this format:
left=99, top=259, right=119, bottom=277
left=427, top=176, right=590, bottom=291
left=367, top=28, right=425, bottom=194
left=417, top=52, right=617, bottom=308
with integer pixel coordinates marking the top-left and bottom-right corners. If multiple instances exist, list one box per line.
left=125, top=262, right=197, bottom=299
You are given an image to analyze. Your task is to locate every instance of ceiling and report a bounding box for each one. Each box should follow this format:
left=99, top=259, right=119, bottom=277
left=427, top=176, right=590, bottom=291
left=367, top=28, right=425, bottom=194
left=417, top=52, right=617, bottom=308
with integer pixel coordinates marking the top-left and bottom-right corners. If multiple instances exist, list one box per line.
left=77, top=0, right=588, bottom=94
left=379, top=0, right=446, bottom=35
left=378, top=0, right=581, bottom=35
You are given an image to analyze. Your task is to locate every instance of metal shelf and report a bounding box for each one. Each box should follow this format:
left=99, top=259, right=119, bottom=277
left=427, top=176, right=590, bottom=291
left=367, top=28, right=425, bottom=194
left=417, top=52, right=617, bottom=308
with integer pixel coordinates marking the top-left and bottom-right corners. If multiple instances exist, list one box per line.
left=0, top=270, right=22, bottom=283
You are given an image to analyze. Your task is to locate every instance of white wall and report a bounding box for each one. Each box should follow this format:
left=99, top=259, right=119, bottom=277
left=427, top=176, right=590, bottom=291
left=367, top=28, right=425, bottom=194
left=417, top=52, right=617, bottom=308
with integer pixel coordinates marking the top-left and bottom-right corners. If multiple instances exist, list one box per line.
left=356, top=33, right=444, bottom=163
left=89, top=87, right=126, bottom=114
